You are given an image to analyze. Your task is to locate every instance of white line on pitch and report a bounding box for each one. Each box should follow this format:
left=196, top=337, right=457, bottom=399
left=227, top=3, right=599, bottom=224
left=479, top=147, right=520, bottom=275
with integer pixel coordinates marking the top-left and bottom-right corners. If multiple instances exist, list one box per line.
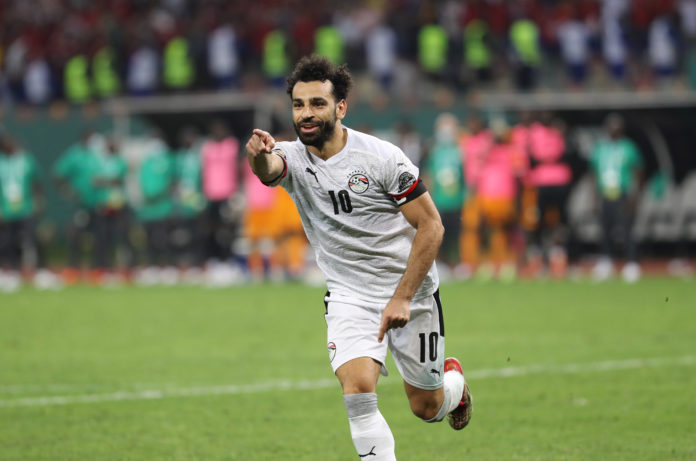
left=1, top=355, right=694, bottom=409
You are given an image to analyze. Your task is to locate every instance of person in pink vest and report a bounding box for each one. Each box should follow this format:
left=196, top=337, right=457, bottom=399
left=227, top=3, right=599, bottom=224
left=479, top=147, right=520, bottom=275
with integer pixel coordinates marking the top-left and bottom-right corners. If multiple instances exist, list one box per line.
left=525, top=112, right=573, bottom=277
left=201, top=119, right=241, bottom=264
left=468, top=117, right=528, bottom=280
left=459, top=113, right=494, bottom=273
left=241, top=161, right=279, bottom=280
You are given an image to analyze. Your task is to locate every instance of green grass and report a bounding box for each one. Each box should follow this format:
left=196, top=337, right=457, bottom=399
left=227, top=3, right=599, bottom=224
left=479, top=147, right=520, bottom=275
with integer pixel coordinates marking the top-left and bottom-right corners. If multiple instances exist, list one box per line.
left=1, top=279, right=695, bottom=460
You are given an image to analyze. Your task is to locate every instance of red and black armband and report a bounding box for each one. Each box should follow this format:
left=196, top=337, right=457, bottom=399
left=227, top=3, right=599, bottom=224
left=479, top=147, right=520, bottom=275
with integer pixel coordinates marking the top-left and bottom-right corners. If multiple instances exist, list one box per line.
left=390, top=177, right=427, bottom=206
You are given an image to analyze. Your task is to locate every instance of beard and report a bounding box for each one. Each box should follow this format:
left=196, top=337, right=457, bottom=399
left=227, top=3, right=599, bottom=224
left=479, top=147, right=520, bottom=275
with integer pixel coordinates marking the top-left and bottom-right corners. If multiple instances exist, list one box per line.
left=293, top=114, right=337, bottom=148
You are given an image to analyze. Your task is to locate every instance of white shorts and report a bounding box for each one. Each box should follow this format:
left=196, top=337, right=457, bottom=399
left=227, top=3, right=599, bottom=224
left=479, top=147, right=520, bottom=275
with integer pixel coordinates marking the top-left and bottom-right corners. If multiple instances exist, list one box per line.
left=324, top=290, right=446, bottom=391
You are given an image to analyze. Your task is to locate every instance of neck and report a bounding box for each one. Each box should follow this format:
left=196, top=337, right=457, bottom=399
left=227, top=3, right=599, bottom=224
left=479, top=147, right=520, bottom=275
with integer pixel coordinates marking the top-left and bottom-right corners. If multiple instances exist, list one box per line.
left=307, top=123, right=347, bottom=161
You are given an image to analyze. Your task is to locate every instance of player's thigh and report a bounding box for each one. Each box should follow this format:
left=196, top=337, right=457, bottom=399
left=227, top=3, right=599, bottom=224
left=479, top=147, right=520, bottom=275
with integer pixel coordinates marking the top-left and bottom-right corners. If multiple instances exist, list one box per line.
left=325, top=299, right=389, bottom=379
left=389, top=292, right=445, bottom=391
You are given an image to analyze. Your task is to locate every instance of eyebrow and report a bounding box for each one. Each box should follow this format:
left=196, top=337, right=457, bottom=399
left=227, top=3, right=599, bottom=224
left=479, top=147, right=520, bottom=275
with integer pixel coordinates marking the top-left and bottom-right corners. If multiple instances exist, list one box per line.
left=293, top=97, right=329, bottom=104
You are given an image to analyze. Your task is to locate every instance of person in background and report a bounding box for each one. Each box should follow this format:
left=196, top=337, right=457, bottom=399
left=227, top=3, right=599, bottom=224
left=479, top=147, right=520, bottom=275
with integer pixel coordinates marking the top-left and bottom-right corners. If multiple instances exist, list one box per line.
left=201, top=119, right=241, bottom=270
left=240, top=161, right=281, bottom=281
left=207, top=15, right=240, bottom=89
left=126, top=35, right=160, bottom=97
left=173, top=126, right=206, bottom=280
left=557, top=5, right=592, bottom=88
left=459, top=112, right=493, bottom=277
left=134, top=129, right=176, bottom=285
left=509, top=110, right=540, bottom=275
left=272, top=187, right=309, bottom=282
left=648, top=13, right=680, bottom=86
left=424, top=113, right=466, bottom=279
left=23, top=48, right=54, bottom=106
left=590, top=113, right=644, bottom=282
left=526, top=112, right=572, bottom=278
left=602, top=14, right=629, bottom=84
left=470, top=118, right=528, bottom=281
left=509, top=15, right=542, bottom=91
left=0, top=134, right=58, bottom=291
left=52, top=129, right=100, bottom=284
left=365, top=19, right=398, bottom=90
left=91, top=135, right=129, bottom=284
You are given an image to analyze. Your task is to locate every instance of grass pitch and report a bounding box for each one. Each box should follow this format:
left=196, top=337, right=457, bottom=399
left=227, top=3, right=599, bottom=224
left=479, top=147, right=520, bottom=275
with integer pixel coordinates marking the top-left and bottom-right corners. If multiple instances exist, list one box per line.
left=1, top=279, right=695, bottom=460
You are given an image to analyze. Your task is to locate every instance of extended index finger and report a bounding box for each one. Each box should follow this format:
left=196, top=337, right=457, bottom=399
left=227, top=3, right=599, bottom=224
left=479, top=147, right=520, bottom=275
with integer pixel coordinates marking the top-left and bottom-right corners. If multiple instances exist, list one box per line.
left=253, top=128, right=270, bottom=139
left=252, top=129, right=275, bottom=151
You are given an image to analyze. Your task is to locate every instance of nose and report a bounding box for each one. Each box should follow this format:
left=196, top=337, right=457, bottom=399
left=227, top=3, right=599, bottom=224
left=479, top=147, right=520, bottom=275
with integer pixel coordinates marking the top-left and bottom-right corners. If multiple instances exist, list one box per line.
left=300, top=105, right=313, bottom=120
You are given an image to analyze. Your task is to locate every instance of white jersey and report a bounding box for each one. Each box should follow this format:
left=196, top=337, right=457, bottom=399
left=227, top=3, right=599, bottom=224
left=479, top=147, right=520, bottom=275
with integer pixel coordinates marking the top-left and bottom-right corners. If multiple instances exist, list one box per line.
left=268, top=127, right=439, bottom=305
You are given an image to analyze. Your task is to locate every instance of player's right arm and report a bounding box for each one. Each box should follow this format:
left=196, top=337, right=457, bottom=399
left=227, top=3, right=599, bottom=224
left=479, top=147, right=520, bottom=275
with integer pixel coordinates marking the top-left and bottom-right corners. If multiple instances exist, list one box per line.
left=246, top=129, right=286, bottom=185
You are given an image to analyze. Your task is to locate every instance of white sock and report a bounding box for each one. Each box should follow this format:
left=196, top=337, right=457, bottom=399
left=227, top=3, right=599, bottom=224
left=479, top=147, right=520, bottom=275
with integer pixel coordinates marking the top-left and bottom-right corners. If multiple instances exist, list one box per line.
left=344, top=393, right=396, bottom=461
left=426, top=370, right=465, bottom=422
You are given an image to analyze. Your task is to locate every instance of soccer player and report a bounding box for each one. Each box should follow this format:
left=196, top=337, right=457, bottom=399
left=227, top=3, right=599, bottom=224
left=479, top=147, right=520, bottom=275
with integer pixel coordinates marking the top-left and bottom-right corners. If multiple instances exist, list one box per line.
left=590, top=113, right=644, bottom=283
left=173, top=126, right=206, bottom=272
left=52, top=129, right=101, bottom=284
left=246, top=56, right=472, bottom=460
left=135, top=129, right=176, bottom=283
left=424, top=113, right=466, bottom=274
left=92, top=135, right=129, bottom=282
left=0, top=134, right=50, bottom=291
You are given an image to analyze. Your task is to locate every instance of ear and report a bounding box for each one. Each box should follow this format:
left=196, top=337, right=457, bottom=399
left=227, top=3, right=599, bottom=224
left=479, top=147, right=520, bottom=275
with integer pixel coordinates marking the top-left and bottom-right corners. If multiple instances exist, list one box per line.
left=336, top=99, right=347, bottom=120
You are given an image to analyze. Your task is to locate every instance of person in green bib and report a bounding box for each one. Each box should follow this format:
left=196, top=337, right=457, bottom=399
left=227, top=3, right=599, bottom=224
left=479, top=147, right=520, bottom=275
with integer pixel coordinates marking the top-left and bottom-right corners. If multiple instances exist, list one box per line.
left=92, top=135, right=129, bottom=280
left=52, top=130, right=101, bottom=283
left=509, top=17, right=541, bottom=91
left=590, top=114, right=644, bottom=282
left=424, top=114, right=466, bottom=273
left=173, top=126, right=206, bottom=269
left=0, top=135, right=43, bottom=290
left=136, top=130, right=176, bottom=274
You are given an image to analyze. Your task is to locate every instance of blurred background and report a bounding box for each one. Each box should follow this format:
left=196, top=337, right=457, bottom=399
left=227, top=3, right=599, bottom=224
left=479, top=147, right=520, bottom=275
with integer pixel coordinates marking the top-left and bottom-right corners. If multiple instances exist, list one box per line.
left=1, top=0, right=696, bottom=291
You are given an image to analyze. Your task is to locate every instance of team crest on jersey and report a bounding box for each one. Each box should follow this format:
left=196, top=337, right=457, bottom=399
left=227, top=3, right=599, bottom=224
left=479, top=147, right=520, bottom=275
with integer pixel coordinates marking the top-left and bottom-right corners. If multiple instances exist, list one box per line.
left=348, top=173, right=369, bottom=194
left=346, top=168, right=369, bottom=194
left=397, top=172, right=416, bottom=193
left=328, top=342, right=337, bottom=362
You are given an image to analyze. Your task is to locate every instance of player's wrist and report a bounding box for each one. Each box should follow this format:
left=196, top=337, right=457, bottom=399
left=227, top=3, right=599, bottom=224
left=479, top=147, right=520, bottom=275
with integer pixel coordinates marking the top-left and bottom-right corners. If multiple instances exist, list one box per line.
left=390, top=291, right=414, bottom=303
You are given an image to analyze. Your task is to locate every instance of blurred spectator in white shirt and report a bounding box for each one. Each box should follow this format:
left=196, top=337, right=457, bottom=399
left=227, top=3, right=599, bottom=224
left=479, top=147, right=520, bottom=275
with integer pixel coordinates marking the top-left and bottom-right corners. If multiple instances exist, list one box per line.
left=603, top=19, right=628, bottom=81
left=127, top=39, right=159, bottom=96
left=557, top=7, right=591, bottom=87
left=23, top=50, right=53, bottom=105
left=649, top=14, right=680, bottom=80
left=365, top=21, right=397, bottom=90
left=4, top=31, right=28, bottom=102
left=208, top=19, right=239, bottom=89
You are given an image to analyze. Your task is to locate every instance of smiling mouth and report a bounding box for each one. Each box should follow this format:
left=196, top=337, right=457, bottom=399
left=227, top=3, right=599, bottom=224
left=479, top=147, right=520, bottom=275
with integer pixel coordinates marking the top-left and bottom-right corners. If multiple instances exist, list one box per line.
left=300, top=124, right=319, bottom=133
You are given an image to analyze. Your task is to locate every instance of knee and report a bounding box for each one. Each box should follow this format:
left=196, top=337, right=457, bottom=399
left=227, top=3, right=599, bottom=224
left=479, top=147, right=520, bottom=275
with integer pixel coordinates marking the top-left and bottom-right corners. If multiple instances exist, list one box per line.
left=408, top=394, right=442, bottom=421
left=342, top=381, right=376, bottom=395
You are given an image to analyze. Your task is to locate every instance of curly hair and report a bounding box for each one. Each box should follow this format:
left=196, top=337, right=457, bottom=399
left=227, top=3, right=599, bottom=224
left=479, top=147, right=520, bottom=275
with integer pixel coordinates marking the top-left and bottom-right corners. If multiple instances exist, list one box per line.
left=286, top=55, right=353, bottom=102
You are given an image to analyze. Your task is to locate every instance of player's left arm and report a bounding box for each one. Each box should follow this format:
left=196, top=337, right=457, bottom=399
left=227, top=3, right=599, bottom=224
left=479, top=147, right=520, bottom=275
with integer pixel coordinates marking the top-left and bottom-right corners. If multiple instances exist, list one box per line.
left=378, top=191, right=444, bottom=342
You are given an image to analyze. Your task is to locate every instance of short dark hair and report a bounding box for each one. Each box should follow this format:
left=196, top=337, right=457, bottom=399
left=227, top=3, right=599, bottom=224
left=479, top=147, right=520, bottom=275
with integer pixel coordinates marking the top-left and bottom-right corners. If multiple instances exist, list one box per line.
left=286, top=55, right=353, bottom=102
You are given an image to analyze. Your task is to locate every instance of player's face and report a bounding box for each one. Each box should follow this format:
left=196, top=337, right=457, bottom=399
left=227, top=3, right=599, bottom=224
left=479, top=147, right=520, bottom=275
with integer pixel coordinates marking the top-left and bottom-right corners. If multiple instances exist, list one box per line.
left=291, top=80, right=345, bottom=148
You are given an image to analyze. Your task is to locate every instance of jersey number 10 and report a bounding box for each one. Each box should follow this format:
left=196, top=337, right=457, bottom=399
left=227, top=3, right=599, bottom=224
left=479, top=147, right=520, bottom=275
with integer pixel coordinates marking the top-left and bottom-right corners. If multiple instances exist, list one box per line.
left=419, top=332, right=439, bottom=363
left=328, top=190, right=353, bottom=215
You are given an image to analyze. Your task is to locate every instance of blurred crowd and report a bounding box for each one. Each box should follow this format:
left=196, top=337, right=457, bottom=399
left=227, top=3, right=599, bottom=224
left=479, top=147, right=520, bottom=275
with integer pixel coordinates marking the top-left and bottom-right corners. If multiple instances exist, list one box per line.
left=0, top=121, right=313, bottom=291
left=418, top=110, right=644, bottom=284
left=2, top=0, right=696, bottom=107
left=3, top=109, right=695, bottom=292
